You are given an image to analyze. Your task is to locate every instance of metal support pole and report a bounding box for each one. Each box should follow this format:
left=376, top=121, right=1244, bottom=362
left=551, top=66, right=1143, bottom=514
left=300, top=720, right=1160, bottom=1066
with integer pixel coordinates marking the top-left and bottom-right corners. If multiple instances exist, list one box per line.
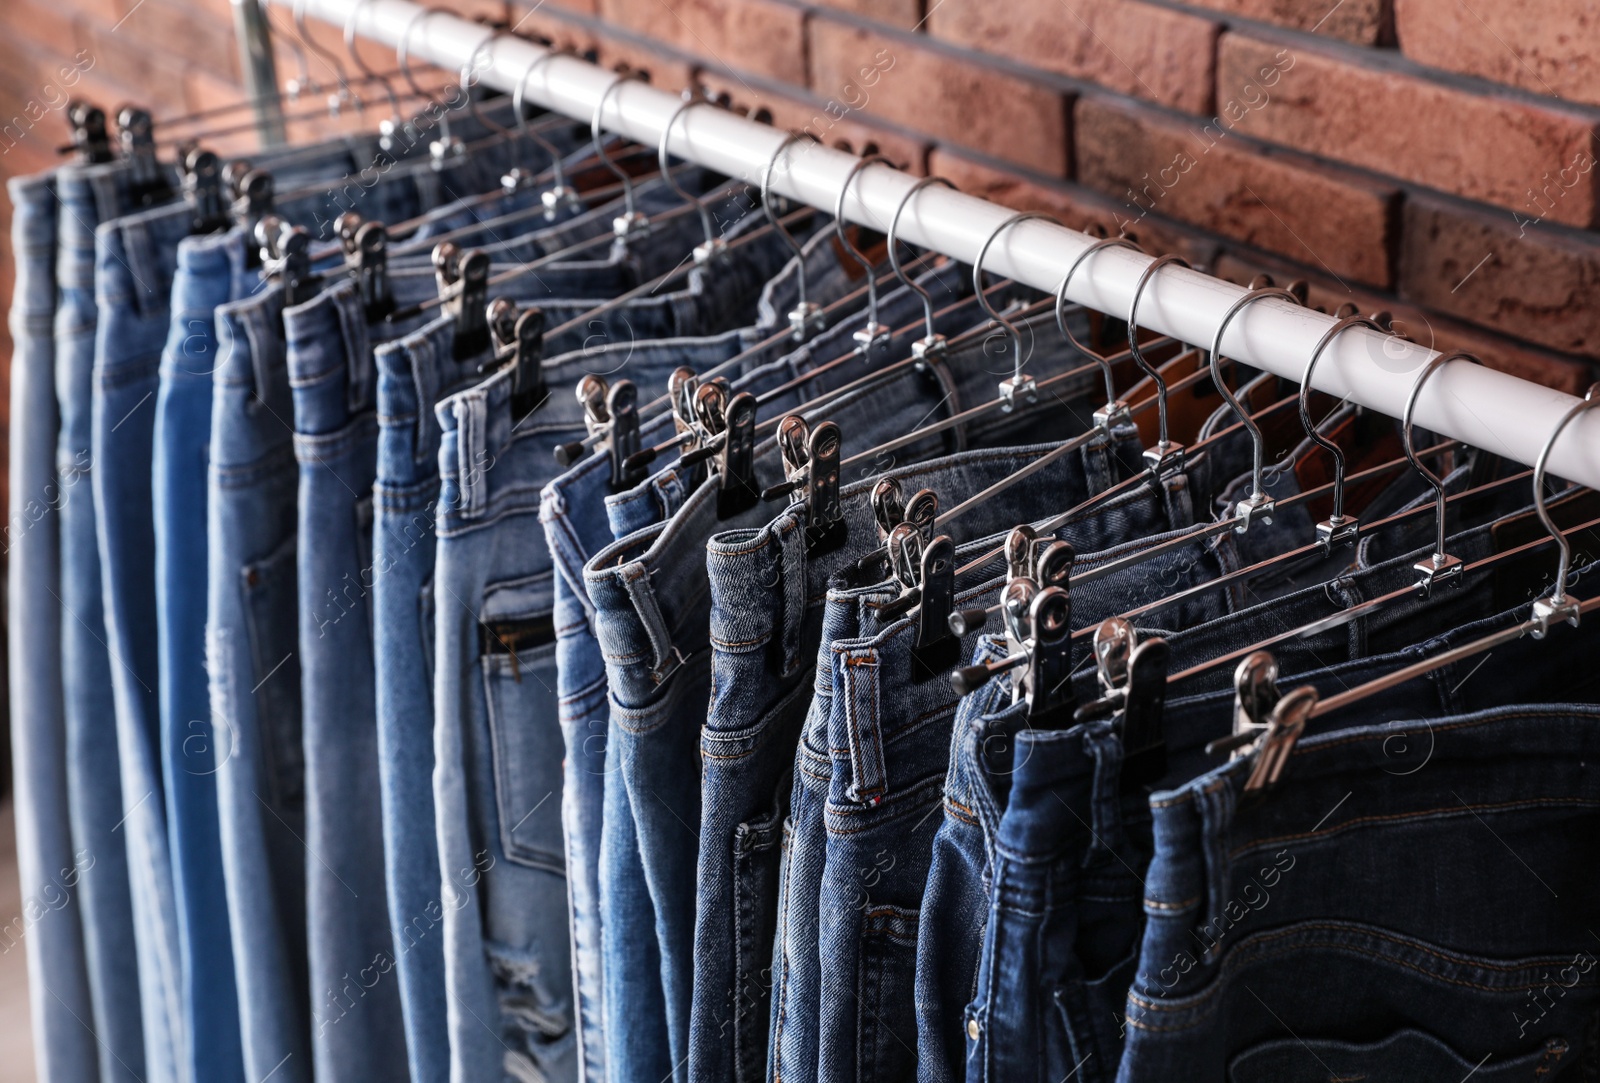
left=233, top=0, right=288, bottom=146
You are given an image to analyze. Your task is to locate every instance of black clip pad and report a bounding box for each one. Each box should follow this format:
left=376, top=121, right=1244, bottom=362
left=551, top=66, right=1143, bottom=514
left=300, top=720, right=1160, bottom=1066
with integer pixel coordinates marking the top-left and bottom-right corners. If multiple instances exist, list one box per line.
left=68, top=100, right=113, bottom=164
left=1119, top=638, right=1170, bottom=789
left=452, top=249, right=491, bottom=361
left=911, top=534, right=959, bottom=680
left=351, top=221, right=393, bottom=323
left=277, top=226, right=314, bottom=308
left=717, top=391, right=760, bottom=520
left=804, top=421, right=846, bottom=554
left=184, top=148, right=229, bottom=234
left=607, top=379, right=642, bottom=491
left=1024, top=586, right=1075, bottom=725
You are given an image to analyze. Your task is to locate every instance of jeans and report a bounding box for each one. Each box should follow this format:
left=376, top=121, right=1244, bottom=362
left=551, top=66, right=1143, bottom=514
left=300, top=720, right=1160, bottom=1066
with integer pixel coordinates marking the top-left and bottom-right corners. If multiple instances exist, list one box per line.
left=535, top=224, right=887, bottom=1083
left=696, top=422, right=1133, bottom=1083
left=584, top=301, right=1118, bottom=1083
left=429, top=211, right=832, bottom=1083
left=55, top=158, right=149, bottom=1083
left=1121, top=677, right=1600, bottom=1081
left=156, top=227, right=261, bottom=1083
left=7, top=170, right=99, bottom=1083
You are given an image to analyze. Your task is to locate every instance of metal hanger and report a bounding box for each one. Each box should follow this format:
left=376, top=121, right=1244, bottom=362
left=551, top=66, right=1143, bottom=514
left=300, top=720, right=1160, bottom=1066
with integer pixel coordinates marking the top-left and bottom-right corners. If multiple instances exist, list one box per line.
left=1056, top=235, right=1144, bottom=432
left=889, top=175, right=958, bottom=361
left=344, top=0, right=403, bottom=128
left=514, top=48, right=583, bottom=217
left=1404, top=350, right=1478, bottom=595
left=976, top=211, right=1060, bottom=411
left=593, top=71, right=650, bottom=244
left=833, top=154, right=894, bottom=350
left=765, top=132, right=827, bottom=340
left=1128, top=254, right=1191, bottom=477
left=660, top=89, right=729, bottom=265
left=1299, top=313, right=1386, bottom=551
left=294, top=0, right=358, bottom=115
left=397, top=6, right=457, bottom=154
left=1212, top=385, right=1600, bottom=791
left=1208, top=285, right=1302, bottom=531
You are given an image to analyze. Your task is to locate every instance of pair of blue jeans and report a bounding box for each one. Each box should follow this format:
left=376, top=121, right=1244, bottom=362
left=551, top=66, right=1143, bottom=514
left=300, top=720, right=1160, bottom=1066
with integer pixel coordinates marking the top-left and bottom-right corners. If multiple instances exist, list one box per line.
left=7, top=170, right=99, bottom=1083
left=585, top=302, right=1119, bottom=1083
left=535, top=231, right=887, bottom=1083
left=696, top=420, right=1133, bottom=1083
left=428, top=212, right=841, bottom=1083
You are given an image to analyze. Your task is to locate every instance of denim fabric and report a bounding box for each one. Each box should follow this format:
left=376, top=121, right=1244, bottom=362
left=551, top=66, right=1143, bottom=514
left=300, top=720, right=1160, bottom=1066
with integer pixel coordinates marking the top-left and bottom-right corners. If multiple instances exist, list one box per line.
left=586, top=303, right=1119, bottom=1083
left=695, top=421, right=1135, bottom=1083
left=54, top=158, right=149, bottom=1083
left=1121, top=677, right=1600, bottom=1081
left=537, top=228, right=900, bottom=1083
left=208, top=282, right=317, bottom=1083
left=93, top=194, right=195, bottom=1083
left=429, top=213, right=832, bottom=1083
left=155, top=228, right=258, bottom=1083
left=7, top=170, right=100, bottom=1083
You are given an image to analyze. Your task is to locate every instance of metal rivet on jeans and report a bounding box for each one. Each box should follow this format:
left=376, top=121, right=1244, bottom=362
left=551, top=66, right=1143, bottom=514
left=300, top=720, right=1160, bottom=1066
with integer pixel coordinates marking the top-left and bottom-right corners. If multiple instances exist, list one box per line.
left=966, top=1018, right=980, bottom=1040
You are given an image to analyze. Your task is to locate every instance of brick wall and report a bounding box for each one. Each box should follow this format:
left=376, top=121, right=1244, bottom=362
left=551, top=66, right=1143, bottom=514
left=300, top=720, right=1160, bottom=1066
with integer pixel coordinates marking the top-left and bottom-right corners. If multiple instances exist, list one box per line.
left=1, top=0, right=1597, bottom=444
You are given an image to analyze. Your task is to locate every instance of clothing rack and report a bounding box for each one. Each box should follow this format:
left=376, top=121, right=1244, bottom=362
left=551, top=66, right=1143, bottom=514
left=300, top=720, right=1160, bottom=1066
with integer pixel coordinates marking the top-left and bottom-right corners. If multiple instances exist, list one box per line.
left=263, top=0, right=1600, bottom=490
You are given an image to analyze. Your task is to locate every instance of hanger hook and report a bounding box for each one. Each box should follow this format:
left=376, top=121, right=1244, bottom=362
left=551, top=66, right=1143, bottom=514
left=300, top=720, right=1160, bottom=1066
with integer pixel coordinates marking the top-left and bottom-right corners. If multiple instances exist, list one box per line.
left=462, top=27, right=511, bottom=136
left=1210, top=286, right=1301, bottom=528
left=659, top=90, right=722, bottom=259
left=888, top=175, right=955, bottom=355
left=1056, top=236, right=1144, bottom=427
left=514, top=48, right=577, bottom=201
left=834, top=154, right=892, bottom=348
left=976, top=212, right=1060, bottom=409
left=1402, top=350, right=1479, bottom=594
left=1300, top=313, right=1386, bottom=548
left=397, top=7, right=447, bottom=104
left=1127, top=254, right=1192, bottom=471
left=270, top=0, right=315, bottom=100
left=344, top=0, right=401, bottom=121
left=294, top=0, right=356, bottom=111
left=593, top=71, right=646, bottom=228
left=763, top=131, right=823, bottom=339
left=1530, top=383, right=1600, bottom=633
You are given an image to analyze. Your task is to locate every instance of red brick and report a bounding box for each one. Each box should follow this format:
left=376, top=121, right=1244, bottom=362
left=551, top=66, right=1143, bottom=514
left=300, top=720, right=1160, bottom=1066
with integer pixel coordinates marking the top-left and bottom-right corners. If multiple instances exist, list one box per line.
left=1215, top=250, right=1591, bottom=393
left=590, top=33, right=697, bottom=94
left=926, top=146, right=1223, bottom=267
left=113, top=0, right=240, bottom=84
left=1398, top=194, right=1600, bottom=360
left=1074, top=95, right=1398, bottom=287
left=806, top=0, right=923, bottom=29
left=597, top=0, right=808, bottom=86
left=1395, top=0, right=1600, bottom=108
left=809, top=18, right=1070, bottom=176
left=506, top=4, right=596, bottom=50
left=11, top=0, right=86, bottom=62
left=694, top=70, right=928, bottom=172
left=1181, top=0, right=1389, bottom=45
left=1217, top=32, right=1600, bottom=227
left=928, top=0, right=1219, bottom=114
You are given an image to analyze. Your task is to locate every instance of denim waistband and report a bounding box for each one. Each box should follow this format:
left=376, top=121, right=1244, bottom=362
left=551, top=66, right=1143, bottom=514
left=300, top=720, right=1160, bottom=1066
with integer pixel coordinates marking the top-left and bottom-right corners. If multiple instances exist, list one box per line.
left=7, top=172, right=59, bottom=331
left=583, top=308, right=1109, bottom=687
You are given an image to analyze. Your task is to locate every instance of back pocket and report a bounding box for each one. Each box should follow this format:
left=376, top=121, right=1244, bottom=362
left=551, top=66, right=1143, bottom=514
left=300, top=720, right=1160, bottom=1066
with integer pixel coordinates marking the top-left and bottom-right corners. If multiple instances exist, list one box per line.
left=1229, top=1027, right=1575, bottom=1082
left=242, top=532, right=304, bottom=806
left=858, top=904, right=921, bottom=1083
left=481, top=573, right=564, bottom=873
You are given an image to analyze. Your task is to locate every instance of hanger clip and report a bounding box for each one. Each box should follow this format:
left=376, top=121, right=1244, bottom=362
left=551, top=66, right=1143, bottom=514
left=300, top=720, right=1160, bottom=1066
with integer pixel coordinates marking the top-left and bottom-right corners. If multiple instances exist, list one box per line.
left=1205, top=651, right=1312, bottom=792
left=434, top=244, right=492, bottom=361
left=788, top=301, right=825, bottom=342
left=1022, top=587, right=1075, bottom=724
left=879, top=488, right=941, bottom=621
left=1412, top=551, right=1464, bottom=596
left=1530, top=592, right=1581, bottom=640
left=1143, top=441, right=1186, bottom=479
left=116, top=106, right=169, bottom=205
left=1315, top=514, right=1360, bottom=553
left=259, top=218, right=316, bottom=308
left=429, top=135, right=466, bottom=171
left=998, top=374, right=1039, bottom=413
left=606, top=379, right=643, bottom=490
left=183, top=148, right=229, bottom=235
left=716, top=391, right=760, bottom=520
left=67, top=100, right=113, bottom=164
left=1093, top=399, right=1133, bottom=433
left=1233, top=490, right=1275, bottom=533
left=346, top=220, right=394, bottom=323
left=487, top=301, right=548, bottom=421
left=542, top=184, right=582, bottom=221
left=229, top=166, right=275, bottom=250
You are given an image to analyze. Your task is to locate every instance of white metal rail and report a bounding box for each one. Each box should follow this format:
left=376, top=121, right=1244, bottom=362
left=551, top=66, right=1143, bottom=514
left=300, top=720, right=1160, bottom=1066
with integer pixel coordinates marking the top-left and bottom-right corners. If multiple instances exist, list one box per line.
left=270, top=0, right=1600, bottom=490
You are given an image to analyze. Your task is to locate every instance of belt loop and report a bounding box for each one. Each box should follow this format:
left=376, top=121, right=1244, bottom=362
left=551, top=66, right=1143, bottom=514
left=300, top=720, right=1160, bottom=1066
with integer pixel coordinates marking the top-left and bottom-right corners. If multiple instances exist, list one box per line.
left=1194, top=780, right=1236, bottom=963
left=453, top=391, right=489, bottom=520
left=337, top=287, right=373, bottom=415
left=839, top=646, right=887, bottom=804
left=411, top=335, right=441, bottom=467
left=120, top=220, right=161, bottom=316
left=244, top=302, right=281, bottom=411
left=1081, top=723, right=1125, bottom=860
left=620, top=560, right=681, bottom=682
left=777, top=515, right=807, bottom=677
